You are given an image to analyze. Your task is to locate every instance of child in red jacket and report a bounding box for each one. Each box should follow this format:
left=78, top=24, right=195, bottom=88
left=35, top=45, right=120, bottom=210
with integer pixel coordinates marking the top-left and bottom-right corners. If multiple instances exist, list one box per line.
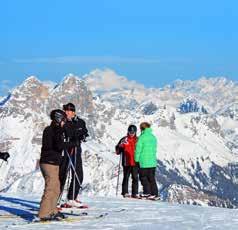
left=116, top=125, right=139, bottom=198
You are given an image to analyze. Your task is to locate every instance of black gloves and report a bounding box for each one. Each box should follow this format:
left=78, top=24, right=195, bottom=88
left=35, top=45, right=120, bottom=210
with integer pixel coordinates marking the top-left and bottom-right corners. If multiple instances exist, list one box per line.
left=0, top=152, right=10, bottom=162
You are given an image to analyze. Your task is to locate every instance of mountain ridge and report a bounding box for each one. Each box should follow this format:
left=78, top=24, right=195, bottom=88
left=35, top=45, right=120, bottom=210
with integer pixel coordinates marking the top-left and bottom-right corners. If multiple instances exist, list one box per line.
left=1, top=69, right=238, bottom=208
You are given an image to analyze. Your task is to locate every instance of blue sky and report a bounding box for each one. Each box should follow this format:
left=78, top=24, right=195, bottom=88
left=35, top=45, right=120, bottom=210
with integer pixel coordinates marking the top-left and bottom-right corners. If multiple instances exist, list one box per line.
left=0, top=0, right=237, bottom=95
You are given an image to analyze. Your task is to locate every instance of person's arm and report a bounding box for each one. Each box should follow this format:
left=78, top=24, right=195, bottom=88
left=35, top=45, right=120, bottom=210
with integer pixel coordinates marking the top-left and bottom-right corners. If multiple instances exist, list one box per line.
left=57, top=131, right=78, bottom=150
left=81, top=120, right=89, bottom=141
left=74, top=118, right=89, bottom=141
left=59, top=140, right=78, bottom=149
left=119, top=139, right=127, bottom=149
left=154, top=135, right=158, bottom=156
left=115, top=137, right=126, bottom=155
left=53, top=128, right=78, bottom=151
left=135, top=136, right=143, bottom=163
left=41, top=127, right=53, bottom=152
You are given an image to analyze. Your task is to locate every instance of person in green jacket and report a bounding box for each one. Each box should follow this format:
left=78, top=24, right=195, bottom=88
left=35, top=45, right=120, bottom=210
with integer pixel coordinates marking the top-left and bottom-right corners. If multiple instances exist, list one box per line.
left=135, top=122, right=159, bottom=200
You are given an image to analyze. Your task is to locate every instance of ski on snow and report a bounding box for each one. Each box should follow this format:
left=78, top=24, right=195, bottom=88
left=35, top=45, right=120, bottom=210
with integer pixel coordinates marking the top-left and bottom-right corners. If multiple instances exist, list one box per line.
left=5, top=212, right=109, bottom=227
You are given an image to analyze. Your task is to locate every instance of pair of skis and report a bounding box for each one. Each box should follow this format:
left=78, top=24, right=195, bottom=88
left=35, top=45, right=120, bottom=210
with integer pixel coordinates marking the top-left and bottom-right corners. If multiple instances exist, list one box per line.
left=125, top=195, right=161, bottom=201
left=2, top=212, right=108, bottom=227
left=2, top=208, right=126, bottom=227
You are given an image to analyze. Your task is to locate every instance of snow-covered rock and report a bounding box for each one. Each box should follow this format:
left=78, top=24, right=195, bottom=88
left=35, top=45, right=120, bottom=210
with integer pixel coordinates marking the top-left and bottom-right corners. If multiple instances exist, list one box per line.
left=1, top=69, right=238, bottom=209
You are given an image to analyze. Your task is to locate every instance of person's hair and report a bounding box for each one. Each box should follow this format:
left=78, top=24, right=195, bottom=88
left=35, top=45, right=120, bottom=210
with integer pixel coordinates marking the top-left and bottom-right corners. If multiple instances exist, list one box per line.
left=140, top=122, right=151, bottom=131
left=63, top=103, right=76, bottom=112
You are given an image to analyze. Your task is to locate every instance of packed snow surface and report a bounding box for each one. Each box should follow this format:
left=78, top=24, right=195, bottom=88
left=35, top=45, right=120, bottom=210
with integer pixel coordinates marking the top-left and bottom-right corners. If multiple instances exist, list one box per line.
left=1, top=193, right=238, bottom=229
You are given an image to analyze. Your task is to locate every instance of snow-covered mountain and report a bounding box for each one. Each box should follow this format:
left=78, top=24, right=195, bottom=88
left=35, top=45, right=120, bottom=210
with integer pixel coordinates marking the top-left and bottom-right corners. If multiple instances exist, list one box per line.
left=1, top=69, right=238, bottom=209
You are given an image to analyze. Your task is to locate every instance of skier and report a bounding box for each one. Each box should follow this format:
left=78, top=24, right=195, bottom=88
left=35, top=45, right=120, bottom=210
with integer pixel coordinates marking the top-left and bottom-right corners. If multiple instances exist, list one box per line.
left=39, top=109, right=79, bottom=221
left=59, top=103, right=89, bottom=208
left=135, top=122, right=159, bottom=200
left=115, top=125, right=139, bottom=198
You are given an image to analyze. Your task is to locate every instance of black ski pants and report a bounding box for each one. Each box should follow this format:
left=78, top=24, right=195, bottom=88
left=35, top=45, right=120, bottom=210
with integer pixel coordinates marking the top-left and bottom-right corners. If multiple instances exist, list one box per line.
left=59, top=147, right=83, bottom=200
left=122, top=166, right=139, bottom=196
left=139, top=167, right=158, bottom=196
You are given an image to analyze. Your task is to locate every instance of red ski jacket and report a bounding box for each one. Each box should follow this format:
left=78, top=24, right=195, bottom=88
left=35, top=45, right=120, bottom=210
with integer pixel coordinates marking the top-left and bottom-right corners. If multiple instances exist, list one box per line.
left=116, top=135, right=137, bottom=166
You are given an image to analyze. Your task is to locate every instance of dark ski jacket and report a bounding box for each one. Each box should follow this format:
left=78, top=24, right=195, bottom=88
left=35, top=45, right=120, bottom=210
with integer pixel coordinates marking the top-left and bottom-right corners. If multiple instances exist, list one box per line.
left=64, top=116, right=88, bottom=143
left=63, top=116, right=89, bottom=156
left=40, top=122, right=77, bottom=165
left=115, top=135, right=137, bottom=166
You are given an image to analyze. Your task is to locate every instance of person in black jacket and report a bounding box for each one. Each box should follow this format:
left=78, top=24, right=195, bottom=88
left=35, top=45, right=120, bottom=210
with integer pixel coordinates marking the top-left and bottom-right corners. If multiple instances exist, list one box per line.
left=59, top=103, right=89, bottom=208
left=38, top=109, right=78, bottom=221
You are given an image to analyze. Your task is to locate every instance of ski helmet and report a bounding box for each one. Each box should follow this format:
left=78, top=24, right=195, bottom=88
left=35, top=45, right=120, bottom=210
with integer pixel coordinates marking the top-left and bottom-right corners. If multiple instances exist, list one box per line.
left=63, top=103, right=75, bottom=112
left=50, top=109, right=67, bottom=124
left=128, top=125, right=137, bottom=134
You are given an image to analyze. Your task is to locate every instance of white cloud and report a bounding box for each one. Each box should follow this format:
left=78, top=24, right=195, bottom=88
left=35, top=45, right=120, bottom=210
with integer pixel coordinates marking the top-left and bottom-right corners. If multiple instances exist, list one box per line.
left=13, top=56, right=160, bottom=64
left=83, top=68, right=144, bottom=91
left=1, top=80, right=11, bottom=84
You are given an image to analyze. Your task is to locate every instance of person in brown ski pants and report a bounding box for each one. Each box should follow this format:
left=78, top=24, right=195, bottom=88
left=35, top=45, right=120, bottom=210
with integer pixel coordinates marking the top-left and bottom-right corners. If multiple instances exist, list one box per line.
left=38, top=164, right=61, bottom=219
left=38, top=109, right=78, bottom=221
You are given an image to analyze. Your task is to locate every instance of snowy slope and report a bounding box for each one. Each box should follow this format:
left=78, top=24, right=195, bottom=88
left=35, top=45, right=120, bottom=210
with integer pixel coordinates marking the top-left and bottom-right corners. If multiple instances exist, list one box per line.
left=1, top=194, right=238, bottom=229
left=1, top=69, right=238, bottom=209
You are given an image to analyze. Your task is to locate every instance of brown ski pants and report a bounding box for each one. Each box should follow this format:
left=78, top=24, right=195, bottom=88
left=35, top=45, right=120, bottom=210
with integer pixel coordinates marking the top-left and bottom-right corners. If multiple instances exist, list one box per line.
left=38, top=163, right=60, bottom=218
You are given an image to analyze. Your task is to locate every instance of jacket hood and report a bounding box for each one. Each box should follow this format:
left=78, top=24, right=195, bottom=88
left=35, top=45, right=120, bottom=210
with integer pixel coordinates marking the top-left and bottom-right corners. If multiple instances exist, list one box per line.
left=141, top=127, right=152, bottom=134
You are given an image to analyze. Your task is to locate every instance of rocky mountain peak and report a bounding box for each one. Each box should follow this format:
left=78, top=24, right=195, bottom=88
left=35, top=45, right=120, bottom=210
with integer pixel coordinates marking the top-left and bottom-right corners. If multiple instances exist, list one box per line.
left=14, top=76, right=49, bottom=97
left=23, top=75, right=41, bottom=84
left=2, top=72, right=238, bottom=209
left=0, top=77, right=49, bottom=116
left=61, top=74, right=81, bottom=86
left=47, top=75, right=94, bottom=116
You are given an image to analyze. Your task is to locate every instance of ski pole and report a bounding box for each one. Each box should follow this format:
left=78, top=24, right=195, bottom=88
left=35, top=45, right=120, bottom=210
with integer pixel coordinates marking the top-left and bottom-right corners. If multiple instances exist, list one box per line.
left=65, top=164, right=71, bottom=196
left=116, top=153, right=122, bottom=196
left=65, top=149, right=82, bottom=189
left=0, top=161, right=4, bottom=170
left=73, top=146, right=77, bottom=200
left=57, top=157, right=71, bottom=205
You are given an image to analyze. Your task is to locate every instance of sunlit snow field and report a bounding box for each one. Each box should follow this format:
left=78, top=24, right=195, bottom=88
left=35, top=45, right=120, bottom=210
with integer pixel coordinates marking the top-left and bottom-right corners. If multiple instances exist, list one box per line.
left=1, top=193, right=238, bottom=230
